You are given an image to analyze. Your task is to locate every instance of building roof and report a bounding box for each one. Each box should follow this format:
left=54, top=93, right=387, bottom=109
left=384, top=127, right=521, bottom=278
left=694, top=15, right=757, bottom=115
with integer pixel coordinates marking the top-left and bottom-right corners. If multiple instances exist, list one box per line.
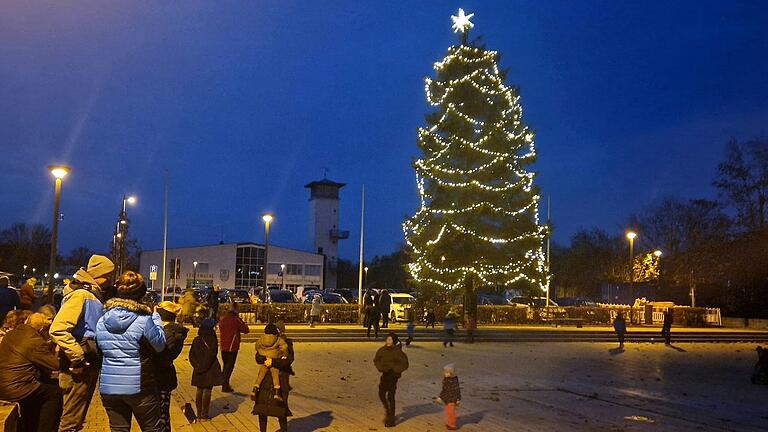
left=142, top=242, right=322, bottom=257
left=304, top=178, right=346, bottom=189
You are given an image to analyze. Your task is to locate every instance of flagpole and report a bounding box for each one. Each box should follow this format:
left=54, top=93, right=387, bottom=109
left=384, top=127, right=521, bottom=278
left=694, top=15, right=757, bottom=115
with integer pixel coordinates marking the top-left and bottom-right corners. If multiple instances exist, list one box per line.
left=161, top=170, right=169, bottom=298
left=357, top=185, right=365, bottom=306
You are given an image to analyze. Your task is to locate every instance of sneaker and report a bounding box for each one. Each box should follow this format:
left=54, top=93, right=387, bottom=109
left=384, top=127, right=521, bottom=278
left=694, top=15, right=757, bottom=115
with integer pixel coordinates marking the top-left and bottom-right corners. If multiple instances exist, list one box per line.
left=273, top=391, right=284, bottom=402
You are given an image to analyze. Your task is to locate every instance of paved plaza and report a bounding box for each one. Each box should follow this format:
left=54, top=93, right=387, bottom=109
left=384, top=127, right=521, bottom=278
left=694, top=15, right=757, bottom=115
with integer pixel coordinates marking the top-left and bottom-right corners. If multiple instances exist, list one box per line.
left=83, top=340, right=768, bottom=431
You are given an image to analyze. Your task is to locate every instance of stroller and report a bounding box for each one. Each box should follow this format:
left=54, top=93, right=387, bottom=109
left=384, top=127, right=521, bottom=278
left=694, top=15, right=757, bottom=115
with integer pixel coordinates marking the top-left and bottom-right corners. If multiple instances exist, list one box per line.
left=751, top=346, right=768, bottom=384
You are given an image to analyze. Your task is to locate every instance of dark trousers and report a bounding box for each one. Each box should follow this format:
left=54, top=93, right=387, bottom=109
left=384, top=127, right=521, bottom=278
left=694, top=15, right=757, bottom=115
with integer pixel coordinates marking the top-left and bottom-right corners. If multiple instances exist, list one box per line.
left=59, top=366, right=99, bottom=432
left=222, top=351, right=239, bottom=389
left=381, top=310, right=390, bottom=328
left=101, top=391, right=162, bottom=432
left=19, top=382, right=62, bottom=432
left=378, top=374, right=398, bottom=421
left=158, top=390, right=172, bottom=432
left=195, top=387, right=212, bottom=419
left=443, top=329, right=455, bottom=346
left=617, top=331, right=625, bottom=346
left=258, top=414, right=287, bottom=432
left=367, top=314, right=380, bottom=337
left=662, top=326, right=672, bottom=345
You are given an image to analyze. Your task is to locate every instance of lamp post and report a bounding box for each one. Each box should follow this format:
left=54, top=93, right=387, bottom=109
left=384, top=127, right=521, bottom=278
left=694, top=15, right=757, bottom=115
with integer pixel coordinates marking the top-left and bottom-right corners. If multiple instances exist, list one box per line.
left=114, top=194, right=137, bottom=276
left=192, top=261, right=198, bottom=290
left=262, top=213, right=274, bottom=290
left=280, top=264, right=286, bottom=291
left=22, top=265, right=27, bottom=279
left=364, top=266, right=369, bottom=288
left=48, top=165, right=70, bottom=304
left=626, top=231, right=637, bottom=316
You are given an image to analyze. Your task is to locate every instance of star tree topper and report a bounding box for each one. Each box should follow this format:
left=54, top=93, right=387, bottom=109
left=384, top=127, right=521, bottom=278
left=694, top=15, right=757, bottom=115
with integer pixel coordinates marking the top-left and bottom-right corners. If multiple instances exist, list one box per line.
left=451, top=8, right=475, bottom=34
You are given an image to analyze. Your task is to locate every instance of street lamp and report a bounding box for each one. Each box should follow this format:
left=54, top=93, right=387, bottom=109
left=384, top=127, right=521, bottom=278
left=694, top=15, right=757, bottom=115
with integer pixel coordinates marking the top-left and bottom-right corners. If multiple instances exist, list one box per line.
left=653, top=250, right=662, bottom=257
left=626, top=231, right=637, bottom=313
left=48, top=164, right=70, bottom=303
left=262, top=213, right=274, bottom=289
left=114, top=194, right=137, bottom=276
left=364, top=266, right=369, bottom=288
left=22, top=265, right=27, bottom=279
left=192, top=261, right=198, bottom=290
left=280, top=264, right=286, bottom=291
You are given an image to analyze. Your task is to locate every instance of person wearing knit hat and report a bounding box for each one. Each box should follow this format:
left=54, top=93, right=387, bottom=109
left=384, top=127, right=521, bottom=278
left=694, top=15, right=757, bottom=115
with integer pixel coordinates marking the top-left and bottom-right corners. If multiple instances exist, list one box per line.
left=152, top=301, right=189, bottom=431
left=251, top=320, right=295, bottom=432
left=189, top=317, right=224, bottom=421
left=374, top=332, right=409, bottom=427
left=50, top=254, right=114, bottom=432
left=251, top=323, right=288, bottom=402
left=95, top=270, right=166, bottom=430
left=437, top=363, right=462, bottom=430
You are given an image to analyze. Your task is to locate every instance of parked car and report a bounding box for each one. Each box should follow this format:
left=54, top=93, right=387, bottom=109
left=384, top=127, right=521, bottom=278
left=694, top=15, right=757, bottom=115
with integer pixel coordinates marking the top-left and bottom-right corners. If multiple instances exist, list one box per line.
left=388, top=293, right=415, bottom=322
left=265, top=288, right=299, bottom=303
left=508, top=296, right=566, bottom=320
left=303, top=292, right=348, bottom=304
left=329, top=288, right=355, bottom=303
left=478, top=293, right=508, bottom=305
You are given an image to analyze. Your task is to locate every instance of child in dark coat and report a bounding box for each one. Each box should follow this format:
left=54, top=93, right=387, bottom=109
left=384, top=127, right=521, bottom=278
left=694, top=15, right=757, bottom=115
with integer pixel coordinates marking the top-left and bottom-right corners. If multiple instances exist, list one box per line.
left=189, top=319, right=224, bottom=421
left=437, top=363, right=461, bottom=430
left=443, top=313, right=456, bottom=347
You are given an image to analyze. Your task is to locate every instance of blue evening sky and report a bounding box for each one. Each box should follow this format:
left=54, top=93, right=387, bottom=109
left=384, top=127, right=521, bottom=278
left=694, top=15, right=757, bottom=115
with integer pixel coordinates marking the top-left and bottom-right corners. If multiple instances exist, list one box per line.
left=1, top=1, right=766, bottom=260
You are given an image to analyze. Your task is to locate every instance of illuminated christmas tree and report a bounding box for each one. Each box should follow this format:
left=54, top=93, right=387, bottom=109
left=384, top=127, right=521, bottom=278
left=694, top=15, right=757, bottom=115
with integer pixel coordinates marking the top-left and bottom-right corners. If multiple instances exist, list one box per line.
left=403, top=9, right=549, bottom=302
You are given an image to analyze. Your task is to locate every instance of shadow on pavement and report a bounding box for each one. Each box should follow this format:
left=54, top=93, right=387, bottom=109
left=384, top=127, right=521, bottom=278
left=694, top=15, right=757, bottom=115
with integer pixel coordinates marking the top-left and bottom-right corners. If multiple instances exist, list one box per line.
left=213, top=392, right=250, bottom=414
left=609, top=347, right=625, bottom=356
left=398, top=402, right=443, bottom=424
left=667, top=345, right=687, bottom=352
left=286, top=410, right=334, bottom=431
left=459, top=409, right=488, bottom=427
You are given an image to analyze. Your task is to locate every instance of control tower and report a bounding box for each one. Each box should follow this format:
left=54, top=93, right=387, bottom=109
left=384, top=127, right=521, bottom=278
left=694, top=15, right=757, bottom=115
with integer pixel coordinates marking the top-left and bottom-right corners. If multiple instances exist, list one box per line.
left=305, top=178, right=349, bottom=290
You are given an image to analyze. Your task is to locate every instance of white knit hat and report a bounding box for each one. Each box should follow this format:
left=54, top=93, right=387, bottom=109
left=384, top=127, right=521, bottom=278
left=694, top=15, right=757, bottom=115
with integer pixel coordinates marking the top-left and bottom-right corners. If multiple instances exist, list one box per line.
left=443, top=363, right=456, bottom=374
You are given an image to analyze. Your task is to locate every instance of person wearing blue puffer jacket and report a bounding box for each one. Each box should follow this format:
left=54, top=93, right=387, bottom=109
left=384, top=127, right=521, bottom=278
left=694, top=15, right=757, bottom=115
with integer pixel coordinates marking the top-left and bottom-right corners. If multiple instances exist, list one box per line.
left=96, top=271, right=166, bottom=432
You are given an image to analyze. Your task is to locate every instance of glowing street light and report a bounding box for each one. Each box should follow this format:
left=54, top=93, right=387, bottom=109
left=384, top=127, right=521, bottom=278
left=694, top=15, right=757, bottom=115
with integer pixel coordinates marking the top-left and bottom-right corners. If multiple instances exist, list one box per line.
left=626, top=231, right=637, bottom=310
left=192, top=261, right=198, bottom=289
left=114, top=194, right=138, bottom=276
left=48, top=164, right=70, bottom=303
left=262, top=213, right=274, bottom=289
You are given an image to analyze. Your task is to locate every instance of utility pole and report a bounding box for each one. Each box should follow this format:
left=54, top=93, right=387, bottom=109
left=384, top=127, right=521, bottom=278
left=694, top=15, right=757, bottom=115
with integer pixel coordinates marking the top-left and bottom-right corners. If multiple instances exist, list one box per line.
left=161, top=170, right=169, bottom=298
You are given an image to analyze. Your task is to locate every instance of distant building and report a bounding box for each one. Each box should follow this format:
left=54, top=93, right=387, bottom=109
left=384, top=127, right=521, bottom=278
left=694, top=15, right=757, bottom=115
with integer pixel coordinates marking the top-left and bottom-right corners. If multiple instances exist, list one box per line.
left=305, top=178, right=349, bottom=290
left=139, top=242, right=324, bottom=292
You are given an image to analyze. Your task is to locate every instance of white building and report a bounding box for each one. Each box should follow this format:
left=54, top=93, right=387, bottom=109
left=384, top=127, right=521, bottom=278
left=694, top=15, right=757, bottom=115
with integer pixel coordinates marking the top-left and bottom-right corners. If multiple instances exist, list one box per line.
left=305, top=178, right=349, bottom=290
left=139, top=242, right=324, bottom=292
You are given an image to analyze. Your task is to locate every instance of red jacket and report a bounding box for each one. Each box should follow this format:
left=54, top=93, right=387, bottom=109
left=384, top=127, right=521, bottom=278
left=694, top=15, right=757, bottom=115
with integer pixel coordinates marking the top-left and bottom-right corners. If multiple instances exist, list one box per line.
left=219, top=312, right=249, bottom=352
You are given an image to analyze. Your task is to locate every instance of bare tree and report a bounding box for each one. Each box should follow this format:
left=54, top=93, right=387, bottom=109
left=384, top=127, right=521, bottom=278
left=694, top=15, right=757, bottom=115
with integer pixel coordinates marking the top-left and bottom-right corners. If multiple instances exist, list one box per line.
left=714, top=137, right=768, bottom=232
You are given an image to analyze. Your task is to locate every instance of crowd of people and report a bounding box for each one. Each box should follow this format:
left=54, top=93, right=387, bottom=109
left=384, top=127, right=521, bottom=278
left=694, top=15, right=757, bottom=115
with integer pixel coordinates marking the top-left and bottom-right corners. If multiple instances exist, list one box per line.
left=0, top=257, right=467, bottom=431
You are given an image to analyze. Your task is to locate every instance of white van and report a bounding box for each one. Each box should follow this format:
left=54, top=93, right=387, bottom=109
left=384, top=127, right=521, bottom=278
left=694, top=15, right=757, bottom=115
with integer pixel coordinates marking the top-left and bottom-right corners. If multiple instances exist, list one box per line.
left=389, top=293, right=416, bottom=322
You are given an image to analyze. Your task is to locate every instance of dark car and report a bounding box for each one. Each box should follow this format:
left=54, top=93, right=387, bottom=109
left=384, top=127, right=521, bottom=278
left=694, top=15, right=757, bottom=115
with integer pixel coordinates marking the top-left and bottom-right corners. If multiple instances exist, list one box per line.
left=303, top=292, right=348, bottom=304
left=329, top=288, right=355, bottom=303
left=266, top=289, right=299, bottom=303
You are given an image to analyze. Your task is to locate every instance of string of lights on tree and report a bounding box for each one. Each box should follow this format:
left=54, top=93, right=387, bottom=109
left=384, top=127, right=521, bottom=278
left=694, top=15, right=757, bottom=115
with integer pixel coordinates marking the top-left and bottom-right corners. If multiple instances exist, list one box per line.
left=403, top=8, right=549, bottom=293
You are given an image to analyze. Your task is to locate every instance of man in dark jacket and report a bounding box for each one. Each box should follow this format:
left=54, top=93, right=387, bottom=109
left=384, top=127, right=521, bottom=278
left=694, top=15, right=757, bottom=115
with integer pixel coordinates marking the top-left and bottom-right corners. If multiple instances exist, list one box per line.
left=0, top=313, right=62, bottom=432
left=153, top=301, right=189, bottom=432
left=364, top=289, right=380, bottom=338
left=219, top=303, right=249, bottom=392
left=0, top=276, right=20, bottom=324
left=378, top=289, right=392, bottom=329
left=374, top=332, right=409, bottom=427
left=207, top=285, right=221, bottom=319
left=662, top=308, right=674, bottom=345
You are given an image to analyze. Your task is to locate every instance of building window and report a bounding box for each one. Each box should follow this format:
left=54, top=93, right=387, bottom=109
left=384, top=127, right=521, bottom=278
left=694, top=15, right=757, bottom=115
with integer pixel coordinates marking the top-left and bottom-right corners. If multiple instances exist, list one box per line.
left=286, top=264, right=303, bottom=275
left=267, top=263, right=283, bottom=275
left=193, top=262, right=209, bottom=273
left=305, top=265, right=321, bottom=276
left=236, top=245, right=265, bottom=289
